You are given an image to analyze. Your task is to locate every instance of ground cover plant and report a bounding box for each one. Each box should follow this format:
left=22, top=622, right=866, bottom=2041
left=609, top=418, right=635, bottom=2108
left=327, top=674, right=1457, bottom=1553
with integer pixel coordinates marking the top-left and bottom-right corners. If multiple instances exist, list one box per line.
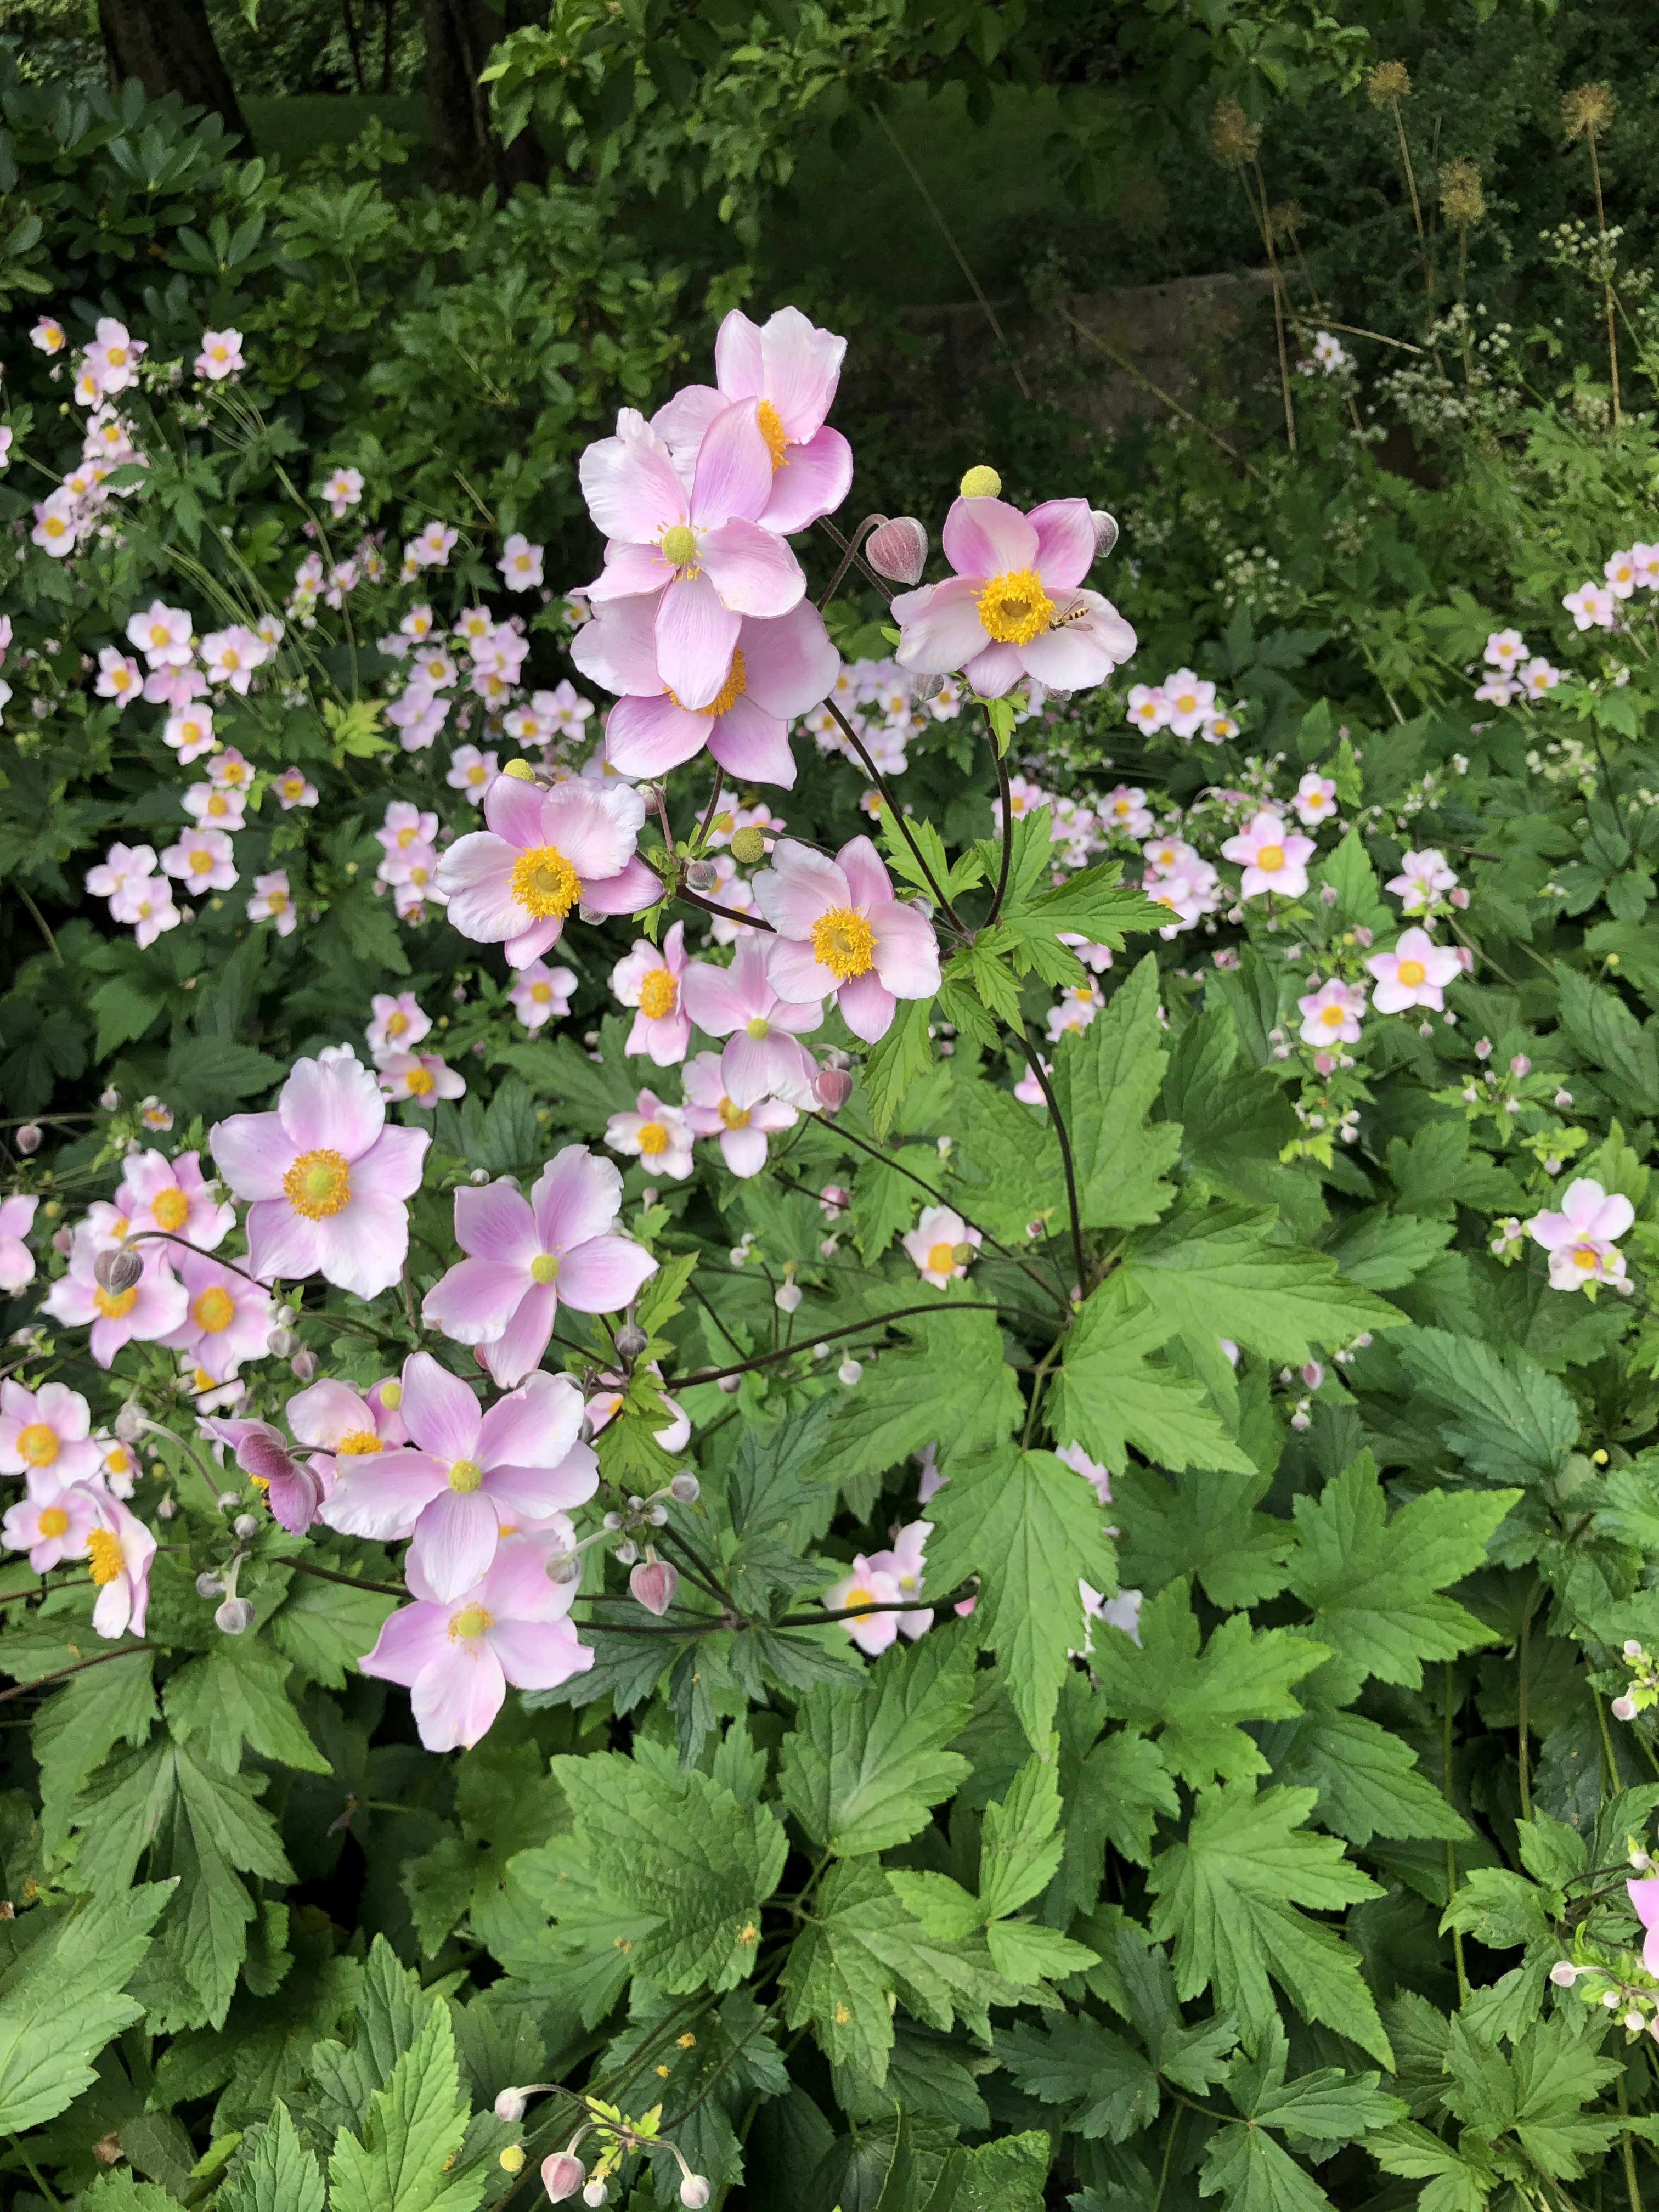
left=20, top=22, right=1659, bottom=2212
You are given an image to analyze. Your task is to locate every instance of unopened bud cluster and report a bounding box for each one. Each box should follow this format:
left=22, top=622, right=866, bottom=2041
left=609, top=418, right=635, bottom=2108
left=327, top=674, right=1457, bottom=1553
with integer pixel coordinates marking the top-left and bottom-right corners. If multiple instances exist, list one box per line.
left=1611, top=1640, right=1659, bottom=1724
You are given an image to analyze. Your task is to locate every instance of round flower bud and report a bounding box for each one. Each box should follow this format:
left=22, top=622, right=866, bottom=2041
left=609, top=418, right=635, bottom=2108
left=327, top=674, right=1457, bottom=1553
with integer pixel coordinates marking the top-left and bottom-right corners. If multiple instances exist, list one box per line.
left=1627, top=1640, right=1645, bottom=1660
left=545, top=1548, right=581, bottom=1585
left=812, top=1067, right=853, bottom=1115
left=716, top=1374, right=741, bottom=1393
left=729, top=825, right=768, bottom=865
left=94, top=1248, right=144, bottom=1295
left=268, top=1326, right=298, bottom=1359
left=630, top=1559, right=679, bottom=1616
left=680, top=2178, right=712, bottom=2209
left=217, top=1489, right=242, bottom=1511
left=540, top=2152, right=586, bottom=2203
left=100, top=1087, right=123, bottom=1112
left=864, top=515, right=929, bottom=586
left=669, top=1471, right=700, bottom=1503
left=1613, top=1695, right=1638, bottom=1722
left=156, top=1494, right=177, bottom=1520
left=582, top=2182, right=608, bottom=2206
left=958, top=465, right=1001, bottom=499
left=15, top=1124, right=42, bottom=1156
left=1550, top=1960, right=1579, bottom=1987
left=838, top=1358, right=863, bottom=1386
left=233, top=1514, right=260, bottom=1539
left=196, top=1571, right=223, bottom=1599
left=774, top=1283, right=802, bottom=1313
left=1089, top=509, right=1119, bottom=558
left=615, top=1539, right=639, bottom=1567
left=494, top=2087, right=528, bottom=2122
left=114, top=1401, right=145, bottom=1443
left=290, top=1349, right=318, bottom=1381
left=215, top=1596, right=255, bottom=1634
left=613, top=1322, right=648, bottom=1362
left=684, top=859, right=720, bottom=891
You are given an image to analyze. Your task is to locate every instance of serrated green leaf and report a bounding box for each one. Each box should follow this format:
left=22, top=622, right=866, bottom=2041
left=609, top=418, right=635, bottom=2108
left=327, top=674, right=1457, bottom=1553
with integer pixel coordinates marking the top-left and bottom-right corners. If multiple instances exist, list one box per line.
left=328, top=1994, right=481, bottom=2212
left=777, top=1628, right=975, bottom=1855
left=163, top=1638, right=330, bottom=1774
left=861, top=997, right=937, bottom=1137
left=219, top=2100, right=326, bottom=2212
left=1052, top=1273, right=1256, bottom=1476
left=0, top=1880, right=173, bottom=2131
left=996, top=2014, right=1159, bottom=2141
left=1048, top=955, right=1181, bottom=1227
left=1395, top=1330, right=1578, bottom=1485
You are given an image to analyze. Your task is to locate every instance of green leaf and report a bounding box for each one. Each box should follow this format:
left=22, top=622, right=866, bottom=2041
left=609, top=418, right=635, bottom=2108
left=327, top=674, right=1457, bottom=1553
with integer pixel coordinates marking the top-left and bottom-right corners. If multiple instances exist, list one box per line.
left=777, top=1628, right=975, bottom=1855
left=308, top=1934, right=434, bottom=2141
left=1326, top=1206, right=1455, bottom=1290
left=328, top=1993, right=481, bottom=2212
left=1555, top=961, right=1659, bottom=1116
left=983, top=1917, right=1098, bottom=1983
left=1269, top=1707, right=1470, bottom=1846
left=996, top=2014, right=1160, bottom=2141
left=1197, top=2119, right=1335, bottom=2212
left=1147, top=1781, right=1389, bottom=2063
left=781, top=1858, right=910, bottom=2080
left=219, top=2101, right=326, bottom=2212
left=163, top=1638, right=330, bottom=1774
left=1395, top=1330, right=1579, bottom=1485
left=923, top=2132, right=1051, bottom=2212
left=1369, top=2121, right=1494, bottom=2212
left=32, top=1645, right=156, bottom=1853
left=808, top=1310, right=1022, bottom=1499
left=90, top=974, right=166, bottom=1057
left=947, top=1076, right=1064, bottom=1243
left=1090, top=1581, right=1329, bottom=1788
left=1115, top=1464, right=1294, bottom=1609
left=1052, top=1273, right=1256, bottom=1476
left=1161, top=1002, right=1308, bottom=1229
left=1071, top=1730, right=1180, bottom=1870
left=923, top=1446, right=1118, bottom=1748
left=269, top=1566, right=398, bottom=1690
left=861, top=997, right=937, bottom=1138
left=1010, top=861, right=1168, bottom=949
left=976, top=1745, right=1065, bottom=1920
left=1048, top=955, right=1181, bottom=1227
left=0, top=1880, right=174, bottom=2131
left=1284, top=1453, right=1516, bottom=1702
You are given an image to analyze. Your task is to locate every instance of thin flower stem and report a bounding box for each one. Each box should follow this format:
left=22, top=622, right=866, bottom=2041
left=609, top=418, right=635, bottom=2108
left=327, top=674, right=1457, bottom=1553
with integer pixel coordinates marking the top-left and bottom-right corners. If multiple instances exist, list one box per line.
left=1009, top=1026, right=1086, bottom=1296
left=693, top=766, right=726, bottom=850
left=816, top=516, right=896, bottom=605
left=674, top=1301, right=1045, bottom=1387
left=653, top=1523, right=733, bottom=1607
left=1443, top=1661, right=1469, bottom=2004
left=675, top=883, right=774, bottom=934
left=285, top=1558, right=406, bottom=1600
left=777, top=1579, right=975, bottom=1628
left=985, top=729, right=1016, bottom=927
left=822, top=699, right=966, bottom=932
left=1588, top=126, right=1622, bottom=427
left=817, top=515, right=885, bottom=608
left=1246, top=159, right=1297, bottom=455
left=1519, top=1575, right=1539, bottom=1820
left=1060, top=308, right=1261, bottom=478
left=14, top=885, right=64, bottom=967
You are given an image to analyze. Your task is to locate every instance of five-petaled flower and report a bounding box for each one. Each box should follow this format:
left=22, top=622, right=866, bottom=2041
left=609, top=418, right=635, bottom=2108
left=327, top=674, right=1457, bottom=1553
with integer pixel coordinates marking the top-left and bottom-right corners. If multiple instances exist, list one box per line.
left=754, top=835, right=940, bottom=1043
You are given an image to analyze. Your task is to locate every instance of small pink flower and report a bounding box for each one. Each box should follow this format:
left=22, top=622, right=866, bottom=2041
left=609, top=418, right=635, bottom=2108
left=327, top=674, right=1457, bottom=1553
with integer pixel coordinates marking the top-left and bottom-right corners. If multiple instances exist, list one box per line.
left=162, top=703, right=215, bottom=761
left=1606, top=550, right=1638, bottom=599
left=1365, top=926, right=1461, bottom=1014
left=2, top=1472, right=99, bottom=1572
left=43, top=1237, right=187, bottom=1367
left=586, top=1363, right=689, bottom=1453
left=126, top=600, right=194, bottom=669
left=508, top=960, right=575, bottom=1030
left=902, top=1204, right=980, bottom=1288
left=893, top=492, right=1135, bottom=698
left=681, top=1051, right=798, bottom=1176
left=367, top=991, right=431, bottom=1058
left=1099, top=785, right=1154, bottom=837
left=0, top=1193, right=37, bottom=1293
left=1046, top=981, right=1105, bottom=1040
left=1386, top=849, right=1458, bottom=916
left=423, top=1145, right=658, bottom=1388
left=161, top=827, right=238, bottom=892
left=1527, top=1177, right=1634, bottom=1294
left=1161, top=669, right=1215, bottom=738
left=681, top=938, right=821, bottom=1102
left=446, top=744, right=498, bottom=801
left=1293, top=772, right=1338, bottom=826
left=31, top=490, right=79, bottom=557
left=201, top=625, right=268, bottom=693
left=203, top=1416, right=325, bottom=1531
left=322, top=1352, right=594, bottom=1601
left=755, top=836, right=940, bottom=1043
left=865, top=1519, right=934, bottom=1639
left=360, top=1534, right=592, bottom=1751
left=184, top=782, right=247, bottom=831
left=1220, top=810, right=1314, bottom=900
left=321, top=466, right=363, bottom=517
left=86, top=842, right=154, bottom=904
left=211, top=1052, right=430, bottom=1299
left=161, top=1252, right=274, bottom=1381
left=436, top=775, right=659, bottom=969
left=247, top=870, right=297, bottom=935
left=0, top=1380, right=101, bottom=1484
left=272, top=766, right=319, bottom=809
left=86, top=1491, right=155, bottom=1639
left=95, top=647, right=143, bottom=708
left=1518, top=656, right=1562, bottom=698
left=377, top=1052, right=466, bottom=1108
left=113, top=877, right=182, bottom=949
left=408, top=521, right=459, bottom=568
left=1296, top=977, right=1366, bottom=1046
left=116, top=1147, right=233, bottom=1252
left=1485, top=628, right=1527, bottom=669
left=822, top=1556, right=906, bottom=1656
left=195, top=328, right=245, bottom=380
left=1562, top=581, right=1616, bottom=631
left=611, top=922, right=692, bottom=1065
left=607, top=1090, right=695, bottom=1181
left=1629, top=1876, right=1659, bottom=1974
left=30, top=316, right=65, bottom=354
left=497, top=533, right=544, bottom=590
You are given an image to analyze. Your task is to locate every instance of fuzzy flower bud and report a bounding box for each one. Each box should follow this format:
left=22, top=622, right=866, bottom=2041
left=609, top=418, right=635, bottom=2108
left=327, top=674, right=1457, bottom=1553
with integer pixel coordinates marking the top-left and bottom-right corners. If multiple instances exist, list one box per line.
left=812, top=1066, right=853, bottom=1115
left=630, top=1559, right=679, bottom=1616
left=1090, top=509, right=1119, bottom=558
left=100, top=1087, right=123, bottom=1112
left=94, top=1248, right=144, bottom=1295
left=541, top=2152, right=586, bottom=2204
left=669, top=1471, right=700, bottom=1502
left=290, top=1349, right=318, bottom=1381
left=864, top=515, right=929, bottom=586
left=14, top=1124, right=42, bottom=1156
left=115, top=1400, right=145, bottom=1443
left=680, top=2180, right=712, bottom=2209
left=215, top=1596, right=255, bottom=1634
left=683, top=859, right=720, bottom=891
left=613, top=1322, right=648, bottom=1362
left=1613, top=1695, right=1638, bottom=1722
left=494, top=2087, right=528, bottom=2123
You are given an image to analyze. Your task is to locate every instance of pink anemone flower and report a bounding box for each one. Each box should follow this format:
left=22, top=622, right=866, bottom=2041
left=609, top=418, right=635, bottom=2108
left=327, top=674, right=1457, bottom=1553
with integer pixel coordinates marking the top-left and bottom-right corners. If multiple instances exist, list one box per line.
left=821, top=1556, right=906, bottom=1657
left=320, top=1353, right=595, bottom=1602
left=2, top=1472, right=99, bottom=1571
left=1220, top=810, right=1315, bottom=900
left=203, top=1417, right=328, bottom=1533
left=1296, top=977, right=1365, bottom=1048
left=754, top=836, right=940, bottom=1042
left=281, top=1374, right=408, bottom=1482
left=1629, top=1877, right=1659, bottom=1974
left=423, top=1146, right=658, bottom=1389
left=43, top=1237, right=187, bottom=1368
left=652, top=305, right=854, bottom=533
left=611, top=921, right=692, bottom=1066
left=579, top=403, right=805, bottom=709
left=573, top=594, right=838, bottom=789
left=0, top=1193, right=37, bottom=1293
left=865, top=1519, right=934, bottom=1640
left=606, top=1091, right=695, bottom=1181
left=435, top=774, right=660, bottom=970
left=211, top=1053, right=430, bottom=1299
left=902, top=1205, right=981, bottom=1289
left=360, top=1534, right=592, bottom=1752
left=1365, top=927, right=1461, bottom=1014
left=681, top=1051, right=798, bottom=1176
left=0, top=1380, right=101, bottom=1484
left=162, top=1251, right=275, bottom=1383
left=891, top=494, right=1136, bottom=699
left=87, top=1491, right=156, bottom=1638
left=1527, top=1177, right=1635, bottom=1293
left=680, top=938, right=821, bottom=1102
left=116, top=1148, right=233, bottom=1252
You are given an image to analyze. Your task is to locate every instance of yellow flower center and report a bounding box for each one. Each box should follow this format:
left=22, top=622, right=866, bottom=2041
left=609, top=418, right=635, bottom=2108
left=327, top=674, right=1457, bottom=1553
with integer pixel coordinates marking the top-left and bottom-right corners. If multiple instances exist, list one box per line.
left=17, top=1423, right=58, bottom=1468
left=408, top=867, right=428, bottom=887
left=810, top=906, right=876, bottom=980
left=745, top=1015, right=770, bottom=1038
left=529, top=1252, right=562, bottom=1284
left=87, top=1528, right=123, bottom=1585
left=406, top=1066, right=435, bottom=1097
left=757, top=399, right=789, bottom=467
left=397, top=825, right=417, bottom=847
left=1573, top=1244, right=1599, bottom=1270
left=150, top=1187, right=189, bottom=1232
left=266, top=890, right=288, bottom=912
left=638, top=968, right=679, bottom=1020
left=36, top=1506, right=69, bottom=1538
left=448, top=1458, right=483, bottom=1493
left=207, top=794, right=227, bottom=816
left=283, top=1147, right=352, bottom=1220
left=668, top=648, right=747, bottom=720
left=531, top=983, right=552, bottom=1002
left=718, top=1098, right=751, bottom=1130
left=927, top=1241, right=956, bottom=1275
left=94, top=1283, right=139, bottom=1319
left=191, top=1285, right=235, bottom=1334
left=509, top=843, right=581, bottom=919
left=1396, top=958, right=1426, bottom=988
left=1320, top=1003, right=1345, bottom=1027
left=842, top=1583, right=876, bottom=1611
left=44, top=517, right=66, bottom=538
left=636, top=1121, right=670, bottom=1156
left=449, top=1603, right=493, bottom=1641
left=1255, top=844, right=1284, bottom=872
left=337, top=1429, right=382, bottom=1454
left=975, top=567, right=1054, bottom=646
left=105, top=1446, right=132, bottom=1477
left=659, top=523, right=698, bottom=568
left=189, top=850, right=213, bottom=873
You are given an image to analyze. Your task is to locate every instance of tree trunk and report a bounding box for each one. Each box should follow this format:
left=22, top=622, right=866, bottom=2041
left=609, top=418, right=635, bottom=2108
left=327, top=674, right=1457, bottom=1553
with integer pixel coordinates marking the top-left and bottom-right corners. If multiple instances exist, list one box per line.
left=424, top=0, right=546, bottom=192
left=96, top=0, right=250, bottom=140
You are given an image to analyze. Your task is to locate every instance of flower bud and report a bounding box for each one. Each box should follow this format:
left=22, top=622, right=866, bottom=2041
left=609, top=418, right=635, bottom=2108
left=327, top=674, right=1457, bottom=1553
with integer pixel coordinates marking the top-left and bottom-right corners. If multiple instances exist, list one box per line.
left=233, top=1513, right=260, bottom=1539
left=100, top=1087, right=122, bottom=1112
left=614, top=1538, right=639, bottom=1567
left=1091, top=510, right=1119, bottom=560
left=1510, top=1054, right=1531, bottom=1076
left=15, top=1124, right=42, bottom=1156
left=1549, top=1960, right=1579, bottom=1988
left=669, top=1471, right=700, bottom=1503
left=545, top=1547, right=581, bottom=1585
left=683, top=859, right=720, bottom=891
left=680, top=2179, right=712, bottom=2209
left=812, top=1067, right=853, bottom=1115
left=1613, top=1695, right=1638, bottom=1722
left=838, top=1358, right=863, bottom=1386
left=290, top=1349, right=317, bottom=1381
left=630, top=1559, right=679, bottom=1616
left=156, top=1493, right=177, bottom=1520
left=268, top=1326, right=298, bottom=1359
left=196, top=1571, right=223, bottom=1598
left=1627, top=1640, right=1645, bottom=1659
left=51, top=1227, right=73, bottom=1255
left=215, top=1596, right=255, bottom=1634
left=94, top=1248, right=144, bottom=1295
left=582, top=2181, right=608, bottom=2206
left=864, top=515, right=929, bottom=586
left=613, top=1322, right=648, bottom=1362
left=716, top=1373, right=741, bottom=1393
left=774, top=1282, right=802, bottom=1313
left=541, top=2152, right=586, bottom=2203
left=494, top=2087, right=528, bottom=2122
left=578, top=903, right=604, bottom=925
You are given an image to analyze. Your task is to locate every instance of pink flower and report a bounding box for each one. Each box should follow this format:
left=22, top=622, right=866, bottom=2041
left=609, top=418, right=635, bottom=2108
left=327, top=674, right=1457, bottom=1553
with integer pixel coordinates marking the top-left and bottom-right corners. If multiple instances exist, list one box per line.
left=497, top=533, right=544, bottom=590
left=30, top=317, right=65, bottom=354
left=377, top=1052, right=466, bottom=1108
left=681, top=1051, right=798, bottom=1176
left=201, top=625, right=268, bottom=693
left=86, top=842, right=155, bottom=904
left=680, top=938, right=821, bottom=1101
left=1296, top=977, right=1366, bottom=1046
left=893, top=493, right=1136, bottom=698
left=247, top=871, right=296, bottom=935
left=161, top=1252, right=275, bottom=1382
left=162, top=703, right=215, bottom=762
left=573, top=594, right=838, bottom=789
left=284, top=1374, right=407, bottom=1478
left=1099, top=785, right=1153, bottom=837
left=754, top=835, right=940, bottom=1042
left=1606, top=550, right=1638, bottom=599
left=1056, top=1440, right=1114, bottom=1505
left=1046, top=980, right=1104, bottom=1040
left=865, top=1520, right=934, bottom=1639
left=1386, top=849, right=1458, bottom=916
left=611, top=923, right=692, bottom=1065
left=366, top=991, right=431, bottom=1059
left=1527, top=1177, right=1634, bottom=1294
left=272, top=766, right=319, bottom=809
left=360, top=1534, right=592, bottom=1751
left=117, top=1147, right=233, bottom=1252
left=1517, top=656, right=1562, bottom=699
left=1474, top=674, right=1517, bottom=708
left=1562, top=581, right=1616, bottom=631
left=125, top=600, right=194, bottom=668
left=321, top=1352, right=594, bottom=1600
left=1485, top=628, right=1527, bottom=670
left=321, top=466, right=363, bottom=517
left=195, top=328, right=245, bottom=380
left=1220, top=810, right=1314, bottom=900
left=652, top=306, right=853, bottom=535
left=3, top=1472, right=99, bottom=1572
left=31, top=490, right=79, bottom=557
left=435, top=775, right=660, bottom=969
left=446, top=744, right=498, bottom=801
left=607, top=1090, right=695, bottom=1181
left=113, top=876, right=182, bottom=949
left=0, top=1380, right=101, bottom=1485
left=902, top=1204, right=980, bottom=1288
left=86, top=1491, right=155, bottom=1639
left=43, top=1237, right=187, bottom=1367
left=0, top=1193, right=37, bottom=1293
left=161, top=827, right=238, bottom=892
left=203, top=1417, right=326, bottom=1532
left=1161, top=669, right=1215, bottom=738
left=822, top=1556, right=906, bottom=1656
left=1365, top=926, right=1460, bottom=1014
left=1293, top=772, right=1338, bottom=827
left=211, top=1052, right=430, bottom=1299
left=408, top=521, right=459, bottom=568
left=95, top=647, right=143, bottom=708
left=508, top=960, right=575, bottom=1030
left=586, top=1362, right=689, bottom=1453
left=423, top=1145, right=658, bottom=1388
left=1629, top=1877, right=1659, bottom=1974
left=184, top=782, right=247, bottom=830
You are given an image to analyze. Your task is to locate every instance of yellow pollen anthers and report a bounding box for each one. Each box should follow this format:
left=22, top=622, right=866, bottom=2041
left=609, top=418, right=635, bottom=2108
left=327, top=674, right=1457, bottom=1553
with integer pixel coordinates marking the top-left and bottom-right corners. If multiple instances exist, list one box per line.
left=529, top=1252, right=562, bottom=1284
left=36, top=1506, right=69, bottom=1539
left=448, top=1602, right=494, bottom=1641
left=448, top=1458, right=484, bottom=1493
left=191, top=1284, right=236, bottom=1334
left=387, top=1009, right=409, bottom=1036
left=843, top=1583, right=875, bottom=1611
left=406, top=1066, right=436, bottom=1097
left=975, top=567, right=1054, bottom=646
left=927, top=1240, right=957, bottom=1276
left=1320, top=1003, right=1346, bottom=1028
left=509, top=843, right=581, bottom=920
left=1255, top=843, right=1285, bottom=872
left=757, top=399, right=789, bottom=469
left=667, top=649, right=747, bottom=721
left=1573, top=1244, right=1600, bottom=1271
left=1396, top=958, right=1427, bottom=988
left=810, top=905, right=876, bottom=981
left=93, top=1283, right=139, bottom=1320
left=336, top=1429, right=382, bottom=1454
left=284, top=1147, right=353, bottom=1220
left=87, top=1527, right=123, bottom=1585
left=638, top=968, right=679, bottom=1021
left=17, top=1423, right=58, bottom=1467
left=636, top=1121, right=670, bottom=1157
left=530, top=982, right=552, bottom=1003
left=659, top=522, right=698, bottom=568
left=150, top=1187, right=189, bottom=1232
left=718, top=1098, right=751, bottom=1130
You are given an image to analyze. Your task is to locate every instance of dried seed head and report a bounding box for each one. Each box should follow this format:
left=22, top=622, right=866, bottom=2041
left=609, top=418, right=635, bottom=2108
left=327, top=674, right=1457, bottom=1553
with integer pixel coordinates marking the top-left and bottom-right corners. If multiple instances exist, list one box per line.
left=1365, top=60, right=1411, bottom=106
left=1209, top=98, right=1261, bottom=167
left=1268, top=199, right=1304, bottom=243
left=1561, top=81, right=1616, bottom=142
left=1440, top=158, right=1485, bottom=226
